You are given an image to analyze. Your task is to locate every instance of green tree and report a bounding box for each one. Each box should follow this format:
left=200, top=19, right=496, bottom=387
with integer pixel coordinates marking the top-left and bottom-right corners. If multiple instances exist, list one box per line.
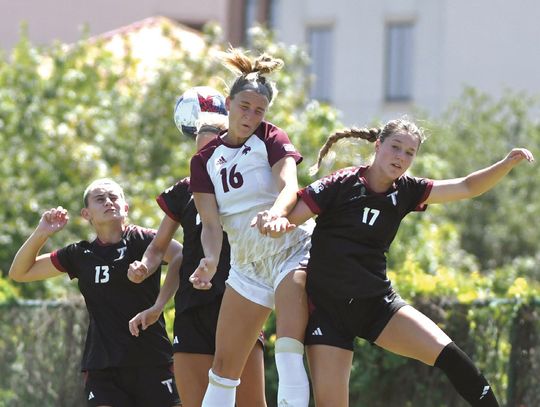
left=0, top=23, right=343, bottom=296
left=1, top=20, right=539, bottom=407
left=420, top=88, right=540, bottom=272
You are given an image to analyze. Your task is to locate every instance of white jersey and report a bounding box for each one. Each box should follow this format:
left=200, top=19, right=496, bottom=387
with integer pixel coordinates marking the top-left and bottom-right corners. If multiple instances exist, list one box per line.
left=190, top=121, right=314, bottom=265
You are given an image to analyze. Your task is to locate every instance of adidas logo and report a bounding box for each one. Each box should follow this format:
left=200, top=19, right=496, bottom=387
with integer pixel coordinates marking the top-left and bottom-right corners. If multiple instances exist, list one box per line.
left=479, top=385, right=490, bottom=399
left=311, top=327, right=323, bottom=336
left=216, top=156, right=227, bottom=165
left=173, top=336, right=179, bottom=344
left=88, top=391, right=95, bottom=400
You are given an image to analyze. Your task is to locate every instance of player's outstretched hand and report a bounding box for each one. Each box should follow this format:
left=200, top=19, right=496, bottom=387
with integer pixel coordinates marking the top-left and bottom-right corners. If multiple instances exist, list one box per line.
left=38, top=207, right=69, bottom=236
left=503, top=148, right=534, bottom=167
left=265, top=217, right=297, bottom=238
left=250, top=209, right=280, bottom=236
left=128, top=260, right=148, bottom=284
left=129, top=305, right=161, bottom=337
left=189, top=258, right=216, bottom=290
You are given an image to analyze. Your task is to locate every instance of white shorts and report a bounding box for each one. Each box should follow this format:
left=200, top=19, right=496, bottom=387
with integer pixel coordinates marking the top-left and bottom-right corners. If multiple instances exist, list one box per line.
left=226, top=237, right=311, bottom=309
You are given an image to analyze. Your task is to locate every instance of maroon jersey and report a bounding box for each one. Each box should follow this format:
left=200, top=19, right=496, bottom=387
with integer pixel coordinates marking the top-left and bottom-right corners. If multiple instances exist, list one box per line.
left=300, top=166, right=433, bottom=299
left=157, top=177, right=229, bottom=313
left=50, top=225, right=172, bottom=370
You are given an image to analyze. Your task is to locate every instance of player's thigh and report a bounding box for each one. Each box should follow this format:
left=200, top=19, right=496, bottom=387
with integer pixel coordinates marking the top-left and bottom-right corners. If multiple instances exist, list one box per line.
left=375, top=304, right=452, bottom=365
left=237, top=341, right=267, bottom=407
left=173, top=352, right=213, bottom=407
left=306, top=344, right=353, bottom=407
left=213, top=286, right=271, bottom=377
left=274, top=268, right=308, bottom=341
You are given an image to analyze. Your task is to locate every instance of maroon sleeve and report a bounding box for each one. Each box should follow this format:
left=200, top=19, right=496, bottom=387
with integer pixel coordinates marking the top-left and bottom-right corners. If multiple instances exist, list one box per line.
left=50, top=250, right=67, bottom=273
left=301, top=168, right=358, bottom=215
left=258, top=122, right=303, bottom=167
left=298, top=188, right=322, bottom=214
left=156, top=195, right=181, bottom=222
left=189, top=152, right=215, bottom=194
left=415, top=179, right=434, bottom=211
left=156, top=179, right=190, bottom=223
left=50, top=248, right=78, bottom=280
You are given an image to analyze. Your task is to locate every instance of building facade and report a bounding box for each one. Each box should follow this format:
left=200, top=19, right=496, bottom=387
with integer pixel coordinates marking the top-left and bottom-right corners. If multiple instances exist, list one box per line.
left=269, top=0, right=540, bottom=124
left=2, top=0, right=539, bottom=125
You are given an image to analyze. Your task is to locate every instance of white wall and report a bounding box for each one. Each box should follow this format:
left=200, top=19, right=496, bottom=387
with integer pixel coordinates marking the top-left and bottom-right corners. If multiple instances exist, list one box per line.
left=441, top=0, right=540, bottom=101
left=2, top=0, right=540, bottom=126
left=272, top=0, right=540, bottom=126
left=0, top=0, right=227, bottom=49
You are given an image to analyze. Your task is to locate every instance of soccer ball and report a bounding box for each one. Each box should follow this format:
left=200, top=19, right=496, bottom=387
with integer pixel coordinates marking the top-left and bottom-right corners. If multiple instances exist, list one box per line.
left=173, top=86, right=228, bottom=138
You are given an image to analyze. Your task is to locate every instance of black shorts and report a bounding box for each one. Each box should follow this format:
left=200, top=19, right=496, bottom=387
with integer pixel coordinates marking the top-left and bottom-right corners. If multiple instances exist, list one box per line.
left=304, top=288, right=407, bottom=351
left=84, top=364, right=180, bottom=407
left=173, top=297, right=265, bottom=354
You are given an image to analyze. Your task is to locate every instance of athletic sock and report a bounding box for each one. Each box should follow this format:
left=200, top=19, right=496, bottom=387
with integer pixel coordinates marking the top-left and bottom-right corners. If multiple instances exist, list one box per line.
left=201, top=369, right=240, bottom=407
left=275, top=337, right=310, bottom=407
left=434, top=342, right=499, bottom=406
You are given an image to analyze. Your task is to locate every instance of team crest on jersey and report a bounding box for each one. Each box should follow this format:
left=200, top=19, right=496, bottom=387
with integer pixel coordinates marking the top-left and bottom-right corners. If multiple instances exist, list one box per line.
left=242, top=145, right=252, bottom=155
left=114, top=246, right=127, bottom=261
left=216, top=156, right=227, bottom=166
left=283, top=143, right=296, bottom=152
left=161, top=378, right=174, bottom=393
left=310, top=179, right=325, bottom=193
left=387, top=191, right=398, bottom=206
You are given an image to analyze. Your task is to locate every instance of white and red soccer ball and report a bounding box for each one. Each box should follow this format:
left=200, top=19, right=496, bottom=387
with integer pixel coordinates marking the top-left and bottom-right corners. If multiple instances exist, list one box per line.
left=173, top=86, right=228, bottom=138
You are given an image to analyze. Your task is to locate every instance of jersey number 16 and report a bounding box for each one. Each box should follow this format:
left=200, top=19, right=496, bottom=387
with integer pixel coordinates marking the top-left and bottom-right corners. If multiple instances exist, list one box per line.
left=220, top=164, right=244, bottom=193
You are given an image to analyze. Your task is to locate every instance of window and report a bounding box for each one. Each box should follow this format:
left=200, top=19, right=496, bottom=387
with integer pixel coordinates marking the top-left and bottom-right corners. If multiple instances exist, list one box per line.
left=244, top=0, right=259, bottom=44
left=267, top=0, right=280, bottom=30
left=308, top=27, right=334, bottom=102
left=385, top=22, right=414, bottom=102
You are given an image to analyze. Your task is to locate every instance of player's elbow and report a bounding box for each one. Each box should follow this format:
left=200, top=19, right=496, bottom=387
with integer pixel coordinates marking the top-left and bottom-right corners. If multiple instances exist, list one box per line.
left=8, top=267, right=28, bottom=282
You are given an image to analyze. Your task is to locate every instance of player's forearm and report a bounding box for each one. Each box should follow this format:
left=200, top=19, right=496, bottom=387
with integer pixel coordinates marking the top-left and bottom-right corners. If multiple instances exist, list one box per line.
left=463, top=159, right=514, bottom=198
left=200, top=223, right=223, bottom=265
left=9, top=230, right=49, bottom=281
left=141, top=241, right=167, bottom=276
left=154, top=255, right=181, bottom=310
left=270, top=183, right=299, bottom=217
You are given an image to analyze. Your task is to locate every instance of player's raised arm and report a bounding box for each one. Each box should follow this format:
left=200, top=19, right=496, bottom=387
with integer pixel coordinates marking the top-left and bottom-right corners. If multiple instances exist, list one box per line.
left=425, top=148, right=534, bottom=204
left=9, top=207, right=68, bottom=282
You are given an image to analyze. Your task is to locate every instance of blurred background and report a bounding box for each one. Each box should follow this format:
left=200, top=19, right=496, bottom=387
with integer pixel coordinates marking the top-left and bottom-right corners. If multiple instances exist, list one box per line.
left=0, top=1, right=539, bottom=406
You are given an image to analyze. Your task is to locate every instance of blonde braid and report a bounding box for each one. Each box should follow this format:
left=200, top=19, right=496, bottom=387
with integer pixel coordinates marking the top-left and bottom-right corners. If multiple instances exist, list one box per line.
left=309, top=127, right=381, bottom=176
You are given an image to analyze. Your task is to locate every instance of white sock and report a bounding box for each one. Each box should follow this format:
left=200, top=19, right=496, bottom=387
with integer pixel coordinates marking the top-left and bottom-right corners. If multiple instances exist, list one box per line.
left=275, top=337, right=310, bottom=407
left=201, top=369, right=240, bottom=407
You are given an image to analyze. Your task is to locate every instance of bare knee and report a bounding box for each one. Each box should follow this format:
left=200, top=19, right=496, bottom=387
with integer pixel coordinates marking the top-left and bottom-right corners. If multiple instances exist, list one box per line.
left=212, top=354, right=227, bottom=379
left=275, top=271, right=308, bottom=339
